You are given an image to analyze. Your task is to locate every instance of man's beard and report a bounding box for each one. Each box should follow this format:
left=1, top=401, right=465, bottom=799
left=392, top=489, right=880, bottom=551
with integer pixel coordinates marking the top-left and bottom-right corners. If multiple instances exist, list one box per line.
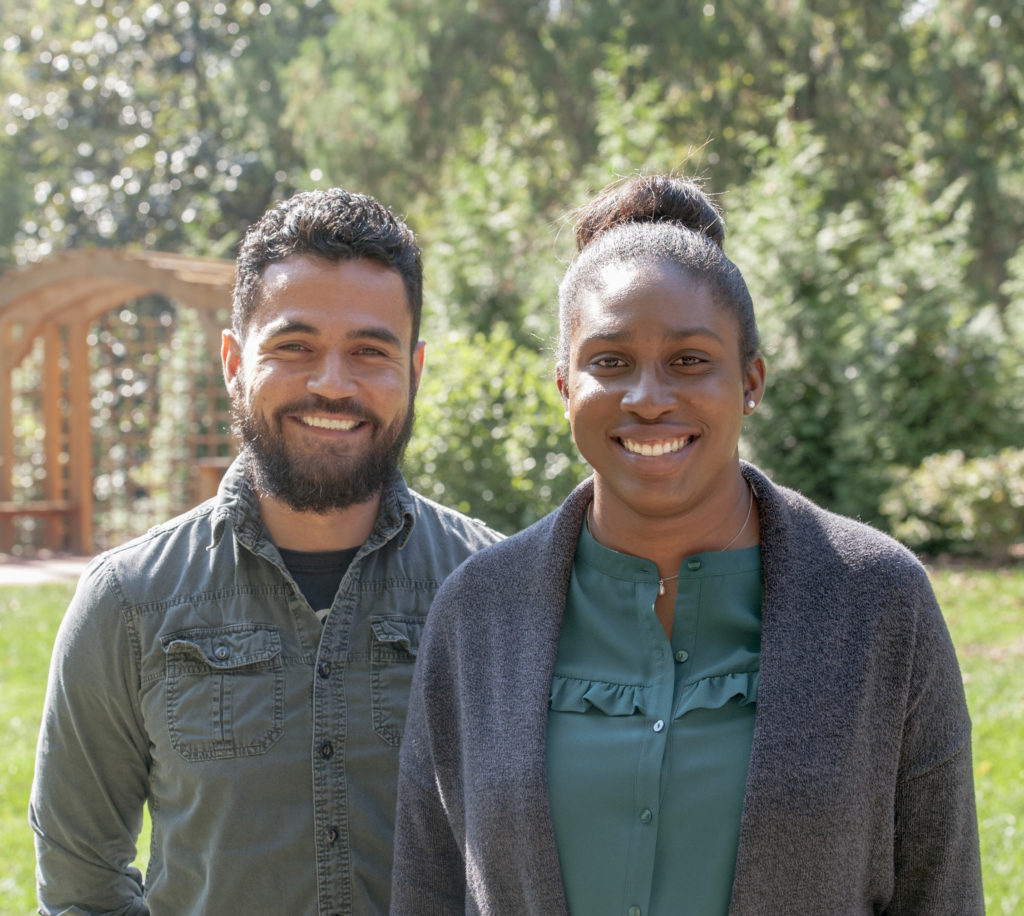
left=231, top=378, right=416, bottom=514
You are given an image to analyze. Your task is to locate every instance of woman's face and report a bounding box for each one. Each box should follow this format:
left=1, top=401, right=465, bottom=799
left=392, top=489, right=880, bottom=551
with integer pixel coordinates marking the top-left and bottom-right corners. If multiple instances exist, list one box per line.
left=558, top=260, right=765, bottom=524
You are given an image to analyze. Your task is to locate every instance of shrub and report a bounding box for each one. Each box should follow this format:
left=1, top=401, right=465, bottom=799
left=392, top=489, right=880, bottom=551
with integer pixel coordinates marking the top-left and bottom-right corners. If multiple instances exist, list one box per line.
left=881, top=449, right=1024, bottom=560
left=404, top=324, right=589, bottom=534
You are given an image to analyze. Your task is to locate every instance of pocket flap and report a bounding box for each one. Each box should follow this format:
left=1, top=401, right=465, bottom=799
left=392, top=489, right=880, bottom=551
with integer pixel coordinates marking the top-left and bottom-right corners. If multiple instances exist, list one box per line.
left=161, top=626, right=282, bottom=669
left=370, top=617, right=423, bottom=656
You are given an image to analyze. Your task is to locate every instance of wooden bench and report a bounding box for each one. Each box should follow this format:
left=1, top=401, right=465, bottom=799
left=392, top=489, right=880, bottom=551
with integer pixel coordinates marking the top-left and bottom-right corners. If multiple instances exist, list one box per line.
left=0, top=500, right=80, bottom=552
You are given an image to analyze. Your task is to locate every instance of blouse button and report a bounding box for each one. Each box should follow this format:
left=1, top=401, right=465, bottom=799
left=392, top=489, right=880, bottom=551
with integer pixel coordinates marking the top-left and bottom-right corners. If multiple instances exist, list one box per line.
left=674, top=649, right=690, bottom=663
left=317, top=661, right=332, bottom=678
left=652, top=719, right=665, bottom=733
left=639, top=808, right=653, bottom=824
left=628, top=907, right=642, bottom=916
left=213, top=645, right=230, bottom=661
left=687, top=559, right=702, bottom=571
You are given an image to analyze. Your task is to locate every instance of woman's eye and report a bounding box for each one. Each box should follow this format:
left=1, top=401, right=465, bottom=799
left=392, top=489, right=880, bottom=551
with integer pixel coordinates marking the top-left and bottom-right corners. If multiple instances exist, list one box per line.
left=592, top=356, right=625, bottom=369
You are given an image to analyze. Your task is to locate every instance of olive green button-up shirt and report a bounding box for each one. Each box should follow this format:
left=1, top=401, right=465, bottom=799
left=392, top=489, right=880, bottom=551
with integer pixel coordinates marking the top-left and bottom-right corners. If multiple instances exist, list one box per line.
left=546, top=524, right=762, bottom=916
left=29, top=457, right=501, bottom=915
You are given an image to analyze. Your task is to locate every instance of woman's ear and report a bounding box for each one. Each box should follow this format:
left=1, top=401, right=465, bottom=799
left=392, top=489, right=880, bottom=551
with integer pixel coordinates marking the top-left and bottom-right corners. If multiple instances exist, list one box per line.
left=556, top=367, right=570, bottom=419
left=743, top=354, right=767, bottom=413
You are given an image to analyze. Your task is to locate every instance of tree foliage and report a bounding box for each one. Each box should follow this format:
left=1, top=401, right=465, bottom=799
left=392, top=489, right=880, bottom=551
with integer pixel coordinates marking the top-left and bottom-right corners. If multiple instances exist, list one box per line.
left=3, top=0, right=1022, bottom=531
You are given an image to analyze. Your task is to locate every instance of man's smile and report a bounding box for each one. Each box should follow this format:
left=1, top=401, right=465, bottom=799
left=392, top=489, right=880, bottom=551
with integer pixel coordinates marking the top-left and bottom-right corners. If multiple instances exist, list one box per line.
left=296, top=415, right=363, bottom=431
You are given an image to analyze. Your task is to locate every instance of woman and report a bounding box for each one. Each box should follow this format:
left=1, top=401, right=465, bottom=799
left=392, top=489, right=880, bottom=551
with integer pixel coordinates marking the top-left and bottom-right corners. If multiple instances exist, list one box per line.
left=391, top=175, right=982, bottom=914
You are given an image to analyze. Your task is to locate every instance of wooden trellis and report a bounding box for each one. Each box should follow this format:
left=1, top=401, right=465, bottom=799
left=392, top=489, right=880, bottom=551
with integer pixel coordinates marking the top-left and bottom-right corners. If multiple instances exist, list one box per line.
left=0, top=249, right=237, bottom=554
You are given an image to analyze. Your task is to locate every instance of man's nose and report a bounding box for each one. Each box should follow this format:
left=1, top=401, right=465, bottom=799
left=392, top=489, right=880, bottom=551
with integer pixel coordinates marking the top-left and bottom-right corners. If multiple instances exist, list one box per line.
left=307, top=351, right=357, bottom=400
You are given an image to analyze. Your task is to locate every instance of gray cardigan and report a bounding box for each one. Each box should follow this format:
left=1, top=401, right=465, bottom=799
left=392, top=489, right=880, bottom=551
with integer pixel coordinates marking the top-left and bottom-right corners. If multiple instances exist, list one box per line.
left=392, top=464, right=983, bottom=914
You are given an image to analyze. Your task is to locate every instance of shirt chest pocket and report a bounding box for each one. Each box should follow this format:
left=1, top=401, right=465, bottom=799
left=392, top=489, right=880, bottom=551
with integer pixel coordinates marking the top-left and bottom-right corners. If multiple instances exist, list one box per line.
left=161, top=624, right=285, bottom=761
left=370, top=617, right=423, bottom=747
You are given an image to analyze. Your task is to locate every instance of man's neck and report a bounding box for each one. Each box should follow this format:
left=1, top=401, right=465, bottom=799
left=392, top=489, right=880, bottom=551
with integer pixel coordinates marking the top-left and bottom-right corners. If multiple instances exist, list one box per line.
left=257, top=491, right=383, bottom=552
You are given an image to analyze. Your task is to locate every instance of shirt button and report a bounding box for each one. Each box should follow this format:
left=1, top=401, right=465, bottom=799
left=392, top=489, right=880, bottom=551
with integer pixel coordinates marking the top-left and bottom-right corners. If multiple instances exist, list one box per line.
left=213, top=645, right=230, bottom=661
left=653, top=719, right=665, bottom=732
left=319, top=741, right=334, bottom=759
left=687, top=559, right=702, bottom=571
left=639, top=808, right=653, bottom=824
left=326, top=827, right=339, bottom=844
left=674, top=649, right=690, bottom=663
left=628, top=907, right=642, bottom=916
left=317, top=661, right=332, bottom=678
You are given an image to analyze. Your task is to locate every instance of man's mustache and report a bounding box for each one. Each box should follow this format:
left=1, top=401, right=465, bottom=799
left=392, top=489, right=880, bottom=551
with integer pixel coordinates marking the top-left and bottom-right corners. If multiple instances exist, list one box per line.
left=271, top=396, right=380, bottom=426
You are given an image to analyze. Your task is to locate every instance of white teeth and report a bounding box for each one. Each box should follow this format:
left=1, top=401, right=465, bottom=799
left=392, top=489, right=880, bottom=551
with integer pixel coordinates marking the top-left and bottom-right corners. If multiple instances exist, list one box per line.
left=299, top=416, right=360, bottom=431
left=621, top=436, right=691, bottom=457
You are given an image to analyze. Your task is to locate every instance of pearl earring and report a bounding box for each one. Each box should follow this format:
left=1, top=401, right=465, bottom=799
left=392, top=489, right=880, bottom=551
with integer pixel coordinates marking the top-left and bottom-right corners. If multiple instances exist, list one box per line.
left=746, top=399, right=756, bottom=410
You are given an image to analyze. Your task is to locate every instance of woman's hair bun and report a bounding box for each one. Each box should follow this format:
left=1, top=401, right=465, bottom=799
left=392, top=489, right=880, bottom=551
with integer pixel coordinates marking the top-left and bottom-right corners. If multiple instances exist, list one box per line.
left=572, top=174, right=725, bottom=252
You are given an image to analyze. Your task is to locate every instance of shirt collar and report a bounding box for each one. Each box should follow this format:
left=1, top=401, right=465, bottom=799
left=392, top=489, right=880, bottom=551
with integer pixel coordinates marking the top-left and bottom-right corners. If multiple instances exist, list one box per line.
left=209, top=454, right=416, bottom=553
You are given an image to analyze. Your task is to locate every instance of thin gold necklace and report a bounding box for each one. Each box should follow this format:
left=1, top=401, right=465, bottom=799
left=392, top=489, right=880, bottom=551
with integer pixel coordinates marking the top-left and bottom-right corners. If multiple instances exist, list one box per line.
left=585, top=483, right=755, bottom=596
left=656, top=483, right=754, bottom=595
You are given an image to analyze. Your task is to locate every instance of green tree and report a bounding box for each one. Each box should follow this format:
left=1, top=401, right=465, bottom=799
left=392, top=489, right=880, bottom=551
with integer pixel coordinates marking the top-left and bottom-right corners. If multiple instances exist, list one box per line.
left=731, top=121, right=1022, bottom=522
left=0, top=0, right=331, bottom=266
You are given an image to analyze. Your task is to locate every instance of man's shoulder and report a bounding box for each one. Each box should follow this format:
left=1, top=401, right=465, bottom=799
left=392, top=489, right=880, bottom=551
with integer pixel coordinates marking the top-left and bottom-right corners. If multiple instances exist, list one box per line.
left=87, top=499, right=224, bottom=585
left=405, top=488, right=505, bottom=549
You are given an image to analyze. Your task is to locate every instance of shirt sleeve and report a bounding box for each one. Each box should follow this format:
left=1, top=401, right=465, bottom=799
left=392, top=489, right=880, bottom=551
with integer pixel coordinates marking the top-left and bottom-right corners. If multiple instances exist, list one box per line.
left=889, top=577, right=984, bottom=914
left=29, top=559, right=151, bottom=916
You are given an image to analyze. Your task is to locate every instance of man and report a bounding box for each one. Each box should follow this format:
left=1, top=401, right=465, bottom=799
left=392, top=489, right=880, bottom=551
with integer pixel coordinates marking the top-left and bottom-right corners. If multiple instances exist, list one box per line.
left=29, top=188, right=503, bottom=914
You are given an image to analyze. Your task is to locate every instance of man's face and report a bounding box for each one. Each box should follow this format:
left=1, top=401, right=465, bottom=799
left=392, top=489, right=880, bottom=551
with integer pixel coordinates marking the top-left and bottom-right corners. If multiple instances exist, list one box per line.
left=221, top=255, right=424, bottom=513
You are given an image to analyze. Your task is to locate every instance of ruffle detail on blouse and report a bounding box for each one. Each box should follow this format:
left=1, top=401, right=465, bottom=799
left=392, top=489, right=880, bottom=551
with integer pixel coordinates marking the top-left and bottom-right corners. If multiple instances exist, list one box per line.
left=672, top=670, right=759, bottom=718
left=549, top=675, right=650, bottom=716
left=549, top=670, right=759, bottom=718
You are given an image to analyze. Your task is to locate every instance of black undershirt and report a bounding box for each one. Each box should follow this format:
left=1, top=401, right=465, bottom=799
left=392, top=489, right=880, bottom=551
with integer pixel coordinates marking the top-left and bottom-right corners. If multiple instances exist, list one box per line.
left=278, top=546, right=359, bottom=620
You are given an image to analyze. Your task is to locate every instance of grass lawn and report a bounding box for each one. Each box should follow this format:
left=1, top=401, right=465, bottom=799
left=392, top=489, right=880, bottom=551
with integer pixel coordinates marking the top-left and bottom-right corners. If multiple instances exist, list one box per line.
left=2, top=568, right=1021, bottom=914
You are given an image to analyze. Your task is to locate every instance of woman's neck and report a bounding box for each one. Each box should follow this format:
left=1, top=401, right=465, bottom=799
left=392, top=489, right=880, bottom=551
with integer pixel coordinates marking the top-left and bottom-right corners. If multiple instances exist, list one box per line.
left=588, top=472, right=756, bottom=578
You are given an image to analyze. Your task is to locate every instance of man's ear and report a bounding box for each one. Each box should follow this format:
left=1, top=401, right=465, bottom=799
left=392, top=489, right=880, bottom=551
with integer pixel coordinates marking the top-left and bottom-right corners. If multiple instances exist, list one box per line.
left=221, top=330, right=242, bottom=394
left=411, top=340, right=425, bottom=393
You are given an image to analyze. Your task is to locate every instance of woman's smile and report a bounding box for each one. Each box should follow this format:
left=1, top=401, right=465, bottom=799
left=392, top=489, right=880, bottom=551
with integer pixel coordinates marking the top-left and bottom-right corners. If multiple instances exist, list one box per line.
left=617, top=432, right=696, bottom=457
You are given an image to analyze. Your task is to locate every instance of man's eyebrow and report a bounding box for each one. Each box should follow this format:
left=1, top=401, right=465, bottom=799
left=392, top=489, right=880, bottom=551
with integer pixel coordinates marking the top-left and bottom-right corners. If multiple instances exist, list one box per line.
left=261, top=319, right=403, bottom=349
left=353, top=326, right=404, bottom=348
left=262, top=318, right=318, bottom=338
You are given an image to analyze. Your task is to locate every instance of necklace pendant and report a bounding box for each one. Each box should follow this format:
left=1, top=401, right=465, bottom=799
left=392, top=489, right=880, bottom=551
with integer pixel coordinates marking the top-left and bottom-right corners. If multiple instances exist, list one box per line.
left=658, top=580, right=666, bottom=596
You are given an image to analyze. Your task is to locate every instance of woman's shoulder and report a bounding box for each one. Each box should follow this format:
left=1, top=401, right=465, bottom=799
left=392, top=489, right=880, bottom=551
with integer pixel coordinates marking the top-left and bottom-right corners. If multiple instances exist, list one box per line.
left=450, top=479, right=592, bottom=572
left=430, top=478, right=593, bottom=618
left=745, top=463, right=929, bottom=582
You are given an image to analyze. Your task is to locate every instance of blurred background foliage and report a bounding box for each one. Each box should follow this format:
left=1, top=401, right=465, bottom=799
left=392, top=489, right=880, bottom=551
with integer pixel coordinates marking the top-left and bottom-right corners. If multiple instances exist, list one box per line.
left=2, top=0, right=1022, bottom=554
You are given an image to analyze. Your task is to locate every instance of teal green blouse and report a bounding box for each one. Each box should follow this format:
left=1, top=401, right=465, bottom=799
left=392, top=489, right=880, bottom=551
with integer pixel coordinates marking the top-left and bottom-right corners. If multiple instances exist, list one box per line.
left=546, top=523, right=763, bottom=916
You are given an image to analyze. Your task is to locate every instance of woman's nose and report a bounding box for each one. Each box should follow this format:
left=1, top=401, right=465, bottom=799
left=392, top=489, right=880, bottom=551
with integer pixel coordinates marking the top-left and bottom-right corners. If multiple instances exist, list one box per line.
left=620, top=366, right=675, bottom=418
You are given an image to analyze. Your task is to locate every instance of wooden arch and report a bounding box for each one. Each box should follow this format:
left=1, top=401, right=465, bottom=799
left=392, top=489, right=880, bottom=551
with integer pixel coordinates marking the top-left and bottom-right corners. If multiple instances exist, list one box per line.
left=0, top=248, right=236, bottom=553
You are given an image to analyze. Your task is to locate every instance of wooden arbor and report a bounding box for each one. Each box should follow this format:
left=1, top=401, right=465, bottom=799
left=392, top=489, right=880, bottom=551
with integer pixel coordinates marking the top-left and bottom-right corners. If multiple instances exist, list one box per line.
left=0, top=249, right=236, bottom=554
